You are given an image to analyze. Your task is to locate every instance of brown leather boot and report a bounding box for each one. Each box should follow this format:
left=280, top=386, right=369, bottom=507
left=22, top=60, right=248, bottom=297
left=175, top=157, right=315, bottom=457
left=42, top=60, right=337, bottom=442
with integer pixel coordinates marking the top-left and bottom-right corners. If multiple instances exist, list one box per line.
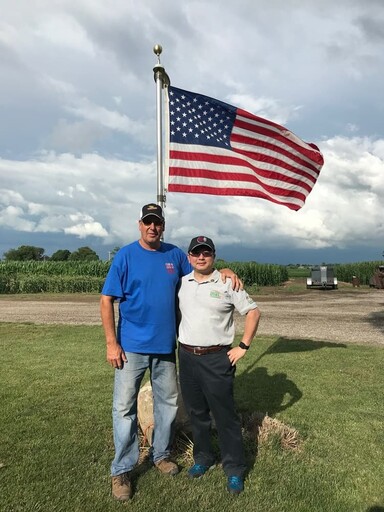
left=111, top=472, right=132, bottom=501
left=154, top=458, right=179, bottom=475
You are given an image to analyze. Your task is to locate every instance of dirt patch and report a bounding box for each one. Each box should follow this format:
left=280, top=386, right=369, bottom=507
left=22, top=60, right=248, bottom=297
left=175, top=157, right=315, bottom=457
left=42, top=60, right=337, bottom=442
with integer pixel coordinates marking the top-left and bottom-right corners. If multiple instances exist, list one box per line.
left=0, top=289, right=383, bottom=346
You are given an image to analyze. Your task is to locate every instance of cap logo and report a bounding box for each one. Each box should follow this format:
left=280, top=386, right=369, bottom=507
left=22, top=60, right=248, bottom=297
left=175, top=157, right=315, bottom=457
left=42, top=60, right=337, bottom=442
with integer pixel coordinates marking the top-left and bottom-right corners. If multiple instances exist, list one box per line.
left=197, top=236, right=207, bottom=243
left=147, top=205, right=157, bottom=210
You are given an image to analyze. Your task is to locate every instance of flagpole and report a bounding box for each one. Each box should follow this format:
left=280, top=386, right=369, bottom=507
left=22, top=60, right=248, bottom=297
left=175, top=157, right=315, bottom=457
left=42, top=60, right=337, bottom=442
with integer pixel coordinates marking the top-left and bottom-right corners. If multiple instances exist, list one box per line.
left=153, top=44, right=170, bottom=214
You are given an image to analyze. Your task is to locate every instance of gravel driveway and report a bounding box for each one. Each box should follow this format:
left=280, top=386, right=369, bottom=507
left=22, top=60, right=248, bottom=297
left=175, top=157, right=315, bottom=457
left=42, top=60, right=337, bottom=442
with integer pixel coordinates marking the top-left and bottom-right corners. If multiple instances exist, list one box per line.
left=1, top=289, right=383, bottom=345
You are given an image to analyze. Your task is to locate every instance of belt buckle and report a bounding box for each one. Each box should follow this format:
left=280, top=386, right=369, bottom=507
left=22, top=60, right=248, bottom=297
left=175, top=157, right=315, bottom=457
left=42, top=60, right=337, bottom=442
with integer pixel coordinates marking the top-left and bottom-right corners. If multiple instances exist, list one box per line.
left=193, top=347, right=202, bottom=355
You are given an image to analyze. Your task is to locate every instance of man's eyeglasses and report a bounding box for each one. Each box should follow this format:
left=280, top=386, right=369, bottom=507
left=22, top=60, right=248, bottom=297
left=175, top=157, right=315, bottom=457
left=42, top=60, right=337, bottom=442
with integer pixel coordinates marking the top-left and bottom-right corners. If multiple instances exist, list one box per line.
left=141, top=218, right=164, bottom=227
left=189, top=250, right=214, bottom=258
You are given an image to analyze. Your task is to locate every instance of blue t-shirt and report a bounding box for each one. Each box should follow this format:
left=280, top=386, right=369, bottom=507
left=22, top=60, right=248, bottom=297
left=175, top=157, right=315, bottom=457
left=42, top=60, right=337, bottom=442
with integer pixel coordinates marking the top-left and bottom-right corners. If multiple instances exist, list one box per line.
left=101, top=240, right=191, bottom=354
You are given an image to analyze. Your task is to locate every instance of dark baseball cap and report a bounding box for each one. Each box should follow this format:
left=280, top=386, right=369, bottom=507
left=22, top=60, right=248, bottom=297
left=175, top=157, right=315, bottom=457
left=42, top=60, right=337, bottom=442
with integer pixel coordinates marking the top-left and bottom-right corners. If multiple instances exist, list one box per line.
left=188, top=236, right=215, bottom=253
left=140, top=203, right=164, bottom=221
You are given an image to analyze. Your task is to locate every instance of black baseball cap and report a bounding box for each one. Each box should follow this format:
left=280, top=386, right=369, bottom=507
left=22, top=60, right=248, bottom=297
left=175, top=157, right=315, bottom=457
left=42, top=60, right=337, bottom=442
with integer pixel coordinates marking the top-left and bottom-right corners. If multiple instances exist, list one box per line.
left=140, top=203, right=164, bottom=221
left=188, top=236, right=215, bottom=253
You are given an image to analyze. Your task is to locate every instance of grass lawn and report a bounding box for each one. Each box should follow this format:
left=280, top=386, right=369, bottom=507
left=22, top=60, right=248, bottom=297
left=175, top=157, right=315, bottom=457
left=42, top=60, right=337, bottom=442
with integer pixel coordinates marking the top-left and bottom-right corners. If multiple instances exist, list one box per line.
left=1, top=323, right=383, bottom=512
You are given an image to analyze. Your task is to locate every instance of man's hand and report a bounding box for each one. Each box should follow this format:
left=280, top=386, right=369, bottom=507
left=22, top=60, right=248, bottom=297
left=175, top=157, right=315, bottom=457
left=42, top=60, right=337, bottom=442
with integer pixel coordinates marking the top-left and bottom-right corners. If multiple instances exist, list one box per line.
left=107, top=342, right=127, bottom=369
left=227, top=346, right=247, bottom=366
left=219, top=268, right=243, bottom=291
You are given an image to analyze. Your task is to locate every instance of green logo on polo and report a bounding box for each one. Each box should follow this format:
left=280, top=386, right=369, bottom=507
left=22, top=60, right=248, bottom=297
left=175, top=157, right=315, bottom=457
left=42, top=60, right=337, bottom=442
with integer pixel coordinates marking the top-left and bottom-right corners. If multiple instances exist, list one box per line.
left=210, top=290, right=221, bottom=299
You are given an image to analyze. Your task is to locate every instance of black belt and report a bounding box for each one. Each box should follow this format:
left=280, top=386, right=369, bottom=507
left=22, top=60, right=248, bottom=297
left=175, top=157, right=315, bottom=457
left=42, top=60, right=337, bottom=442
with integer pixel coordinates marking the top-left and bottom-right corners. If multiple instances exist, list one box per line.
left=180, top=344, right=230, bottom=355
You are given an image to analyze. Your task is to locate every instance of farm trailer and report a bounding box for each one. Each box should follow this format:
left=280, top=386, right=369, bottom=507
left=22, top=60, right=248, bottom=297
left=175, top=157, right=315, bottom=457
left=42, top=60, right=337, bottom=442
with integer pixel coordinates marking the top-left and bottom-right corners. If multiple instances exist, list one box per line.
left=306, top=266, right=338, bottom=290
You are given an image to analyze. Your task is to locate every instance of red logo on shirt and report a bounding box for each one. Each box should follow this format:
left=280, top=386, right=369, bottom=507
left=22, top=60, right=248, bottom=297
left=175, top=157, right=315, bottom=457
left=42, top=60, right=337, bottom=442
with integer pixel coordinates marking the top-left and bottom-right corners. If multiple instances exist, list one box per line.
left=165, top=263, right=175, bottom=274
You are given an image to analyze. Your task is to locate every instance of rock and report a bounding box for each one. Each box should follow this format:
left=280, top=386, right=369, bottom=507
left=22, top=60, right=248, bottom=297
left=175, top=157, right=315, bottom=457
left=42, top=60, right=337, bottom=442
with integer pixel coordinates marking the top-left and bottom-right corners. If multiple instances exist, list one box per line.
left=137, top=377, right=190, bottom=445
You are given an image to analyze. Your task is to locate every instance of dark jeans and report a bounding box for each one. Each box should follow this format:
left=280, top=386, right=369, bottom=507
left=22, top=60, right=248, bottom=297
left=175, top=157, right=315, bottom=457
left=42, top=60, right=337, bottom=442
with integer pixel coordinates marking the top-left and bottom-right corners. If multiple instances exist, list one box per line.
left=178, top=345, right=246, bottom=477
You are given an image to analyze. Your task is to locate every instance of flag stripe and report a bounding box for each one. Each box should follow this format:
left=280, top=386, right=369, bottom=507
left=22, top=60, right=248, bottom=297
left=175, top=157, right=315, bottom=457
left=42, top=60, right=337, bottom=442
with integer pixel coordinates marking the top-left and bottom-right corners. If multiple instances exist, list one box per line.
left=166, top=86, right=324, bottom=210
left=230, top=136, right=319, bottom=184
left=233, top=117, right=322, bottom=177
left=169, top=166, right=307, bottom=201
left=170, top=144, right=316, bottom=193
left=171, top=142, right=318, bottom=187
left=168, top=182, right=303, bottom=210
left=236, top=110, right=324, bottom=165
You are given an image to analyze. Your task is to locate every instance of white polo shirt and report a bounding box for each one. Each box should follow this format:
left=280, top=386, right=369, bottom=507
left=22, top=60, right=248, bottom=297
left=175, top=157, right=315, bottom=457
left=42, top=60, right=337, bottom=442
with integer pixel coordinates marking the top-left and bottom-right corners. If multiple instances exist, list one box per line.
left=177, top=269, right=258, bottom=347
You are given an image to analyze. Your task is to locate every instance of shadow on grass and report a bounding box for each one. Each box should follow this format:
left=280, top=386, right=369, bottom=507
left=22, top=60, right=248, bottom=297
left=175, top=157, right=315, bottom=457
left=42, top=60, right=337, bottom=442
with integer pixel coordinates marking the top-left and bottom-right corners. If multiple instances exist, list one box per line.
left=367, top=507, right=384, bottom=512
left=236, top=337, right=347, bottom=415
left=366, top=310, right=384, bottom=336
left=131, top=455, right=154, bottom=492
left=237, top=366, right=303, bottom=415
left=254, top=336, right=348, bottom=363
left=235, top=365, right=303, bottom=470
left=235, top=337, right=348, bottom=471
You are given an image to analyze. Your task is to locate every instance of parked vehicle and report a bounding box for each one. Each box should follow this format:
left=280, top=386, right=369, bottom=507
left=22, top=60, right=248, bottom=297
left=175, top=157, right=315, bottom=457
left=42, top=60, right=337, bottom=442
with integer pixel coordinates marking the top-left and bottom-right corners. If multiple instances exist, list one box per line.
left=306, top=266, right=338, bottom=290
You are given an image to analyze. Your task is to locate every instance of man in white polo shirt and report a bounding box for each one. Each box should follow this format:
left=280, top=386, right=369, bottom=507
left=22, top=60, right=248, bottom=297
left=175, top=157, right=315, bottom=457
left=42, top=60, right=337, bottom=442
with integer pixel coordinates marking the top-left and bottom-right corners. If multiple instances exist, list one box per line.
left=177, top=236, right=261, bottom=495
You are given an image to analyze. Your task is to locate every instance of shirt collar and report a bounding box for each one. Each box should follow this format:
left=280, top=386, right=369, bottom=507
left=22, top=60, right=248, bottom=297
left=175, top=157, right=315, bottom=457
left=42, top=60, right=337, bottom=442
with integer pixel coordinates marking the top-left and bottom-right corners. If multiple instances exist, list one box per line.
left=187, top=268, right=220, bottom=283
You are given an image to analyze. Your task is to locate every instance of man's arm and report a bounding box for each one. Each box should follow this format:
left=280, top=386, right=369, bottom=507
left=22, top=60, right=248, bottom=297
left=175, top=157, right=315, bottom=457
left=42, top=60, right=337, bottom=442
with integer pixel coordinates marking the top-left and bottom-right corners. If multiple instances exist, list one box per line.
left=227, top=308, right=261, bottom=366
left=100, top=294, right=127, bottom=369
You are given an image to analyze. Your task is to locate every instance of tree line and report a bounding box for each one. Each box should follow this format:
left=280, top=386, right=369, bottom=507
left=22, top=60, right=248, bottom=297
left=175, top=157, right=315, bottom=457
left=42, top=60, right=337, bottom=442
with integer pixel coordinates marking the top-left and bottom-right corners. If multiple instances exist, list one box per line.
left=2, top=245, right=120, bottom=262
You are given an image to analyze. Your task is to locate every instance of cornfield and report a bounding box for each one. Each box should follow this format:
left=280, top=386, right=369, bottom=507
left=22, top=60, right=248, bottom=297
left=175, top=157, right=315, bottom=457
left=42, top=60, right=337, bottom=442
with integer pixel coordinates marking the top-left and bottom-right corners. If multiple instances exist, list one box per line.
left=0, top=261, right=111, bottom=294
left=215, top=260, right=288, bottom=287
left=333, top=261, right=384, bottom=286
left=0, top=261, right=110, bottom=276
left=0, top=260, right=288, bottom=294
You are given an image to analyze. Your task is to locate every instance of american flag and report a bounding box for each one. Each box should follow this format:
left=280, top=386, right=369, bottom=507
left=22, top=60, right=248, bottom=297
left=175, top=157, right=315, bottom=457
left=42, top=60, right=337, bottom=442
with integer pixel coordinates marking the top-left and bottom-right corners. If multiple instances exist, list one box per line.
left=166, top=86, right=324, bottom=211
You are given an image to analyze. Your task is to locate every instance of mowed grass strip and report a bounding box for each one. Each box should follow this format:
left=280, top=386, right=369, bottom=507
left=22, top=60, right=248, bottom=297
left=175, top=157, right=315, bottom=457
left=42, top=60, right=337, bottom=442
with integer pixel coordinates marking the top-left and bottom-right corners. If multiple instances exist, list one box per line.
left=0, top=323, right=383, bottom=512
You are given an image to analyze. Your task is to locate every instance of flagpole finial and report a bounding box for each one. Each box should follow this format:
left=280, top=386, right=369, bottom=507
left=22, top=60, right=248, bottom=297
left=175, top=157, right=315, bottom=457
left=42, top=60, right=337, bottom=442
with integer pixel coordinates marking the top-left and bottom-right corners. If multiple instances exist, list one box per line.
left=153, top=44, right=170, bottom=86
left=153, top=44, right=163, bottom=63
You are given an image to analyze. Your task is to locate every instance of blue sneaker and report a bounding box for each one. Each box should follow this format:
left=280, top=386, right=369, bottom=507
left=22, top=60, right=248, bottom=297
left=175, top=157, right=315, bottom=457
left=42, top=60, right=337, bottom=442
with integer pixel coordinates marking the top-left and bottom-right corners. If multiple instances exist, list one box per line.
left=227, top=475, right=244, bottom=495
left=187, top=464, right=213, bottom=479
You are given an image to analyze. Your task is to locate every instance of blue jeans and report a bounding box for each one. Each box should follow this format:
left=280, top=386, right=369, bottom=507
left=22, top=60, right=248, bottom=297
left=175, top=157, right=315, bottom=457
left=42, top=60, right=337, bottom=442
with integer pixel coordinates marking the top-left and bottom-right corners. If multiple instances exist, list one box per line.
left=111, top=352, right=178, bottom=476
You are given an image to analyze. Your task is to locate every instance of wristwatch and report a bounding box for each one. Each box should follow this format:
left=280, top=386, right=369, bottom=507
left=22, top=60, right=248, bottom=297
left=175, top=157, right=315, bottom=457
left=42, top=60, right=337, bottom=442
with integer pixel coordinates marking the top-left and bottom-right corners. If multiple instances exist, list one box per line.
left=238, top=342, right=249, bottom=350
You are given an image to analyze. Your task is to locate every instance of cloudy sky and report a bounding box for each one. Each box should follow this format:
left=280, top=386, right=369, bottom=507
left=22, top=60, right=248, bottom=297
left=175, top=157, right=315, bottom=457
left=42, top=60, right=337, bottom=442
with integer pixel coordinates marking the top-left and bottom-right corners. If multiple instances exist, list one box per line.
left=1, top=0, right=384, bottom=264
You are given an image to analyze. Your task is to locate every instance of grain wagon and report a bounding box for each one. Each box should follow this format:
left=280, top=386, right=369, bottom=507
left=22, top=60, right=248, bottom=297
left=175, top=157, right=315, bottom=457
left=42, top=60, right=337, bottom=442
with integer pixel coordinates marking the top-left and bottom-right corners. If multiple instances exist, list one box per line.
left=306, top=266, right=338, bottom=290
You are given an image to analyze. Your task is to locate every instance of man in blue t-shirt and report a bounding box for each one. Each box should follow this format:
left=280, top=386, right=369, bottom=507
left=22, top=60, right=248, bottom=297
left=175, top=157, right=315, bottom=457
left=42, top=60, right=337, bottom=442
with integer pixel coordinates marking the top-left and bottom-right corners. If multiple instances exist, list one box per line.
left=100, top=203, right=239, bottom=501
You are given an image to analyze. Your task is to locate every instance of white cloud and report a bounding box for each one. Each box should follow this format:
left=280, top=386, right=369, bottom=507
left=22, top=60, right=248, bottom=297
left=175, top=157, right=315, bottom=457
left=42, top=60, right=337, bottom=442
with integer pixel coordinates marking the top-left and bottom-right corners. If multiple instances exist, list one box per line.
left=33, top=13, right=95, bottom=56
left=64, top=221, right=108, bottom=238
left=0, top=205, right=35, bottom=231
left=64, top=98, right=145, bottom=135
